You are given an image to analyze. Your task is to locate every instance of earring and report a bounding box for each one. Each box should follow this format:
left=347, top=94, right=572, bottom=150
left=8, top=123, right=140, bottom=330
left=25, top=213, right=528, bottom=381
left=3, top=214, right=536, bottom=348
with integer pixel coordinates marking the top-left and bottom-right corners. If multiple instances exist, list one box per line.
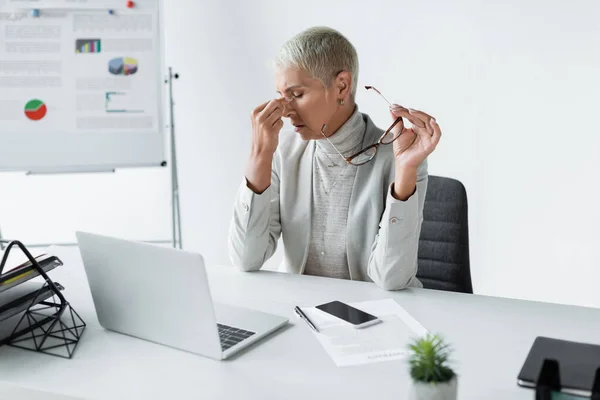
left=338, top=99, right=344, bottom=106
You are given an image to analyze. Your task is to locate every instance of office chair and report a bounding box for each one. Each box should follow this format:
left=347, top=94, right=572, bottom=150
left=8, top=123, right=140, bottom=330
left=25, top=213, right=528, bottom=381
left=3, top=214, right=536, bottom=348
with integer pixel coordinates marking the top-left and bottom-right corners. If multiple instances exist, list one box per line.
left=417, top=175, right=473, bottom=293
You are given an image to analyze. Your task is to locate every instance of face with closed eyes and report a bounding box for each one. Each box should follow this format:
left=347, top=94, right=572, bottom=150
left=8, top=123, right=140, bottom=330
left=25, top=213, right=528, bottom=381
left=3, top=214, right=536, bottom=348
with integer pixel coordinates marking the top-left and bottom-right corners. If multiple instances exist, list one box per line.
left=275, top=67, right=349, bottom=141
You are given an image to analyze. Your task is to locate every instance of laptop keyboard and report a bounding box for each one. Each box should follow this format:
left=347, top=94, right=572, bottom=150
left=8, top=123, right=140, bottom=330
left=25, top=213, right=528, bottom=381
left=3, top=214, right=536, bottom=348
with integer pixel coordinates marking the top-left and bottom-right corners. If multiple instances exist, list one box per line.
left=217, top=323, right=255, bottom=351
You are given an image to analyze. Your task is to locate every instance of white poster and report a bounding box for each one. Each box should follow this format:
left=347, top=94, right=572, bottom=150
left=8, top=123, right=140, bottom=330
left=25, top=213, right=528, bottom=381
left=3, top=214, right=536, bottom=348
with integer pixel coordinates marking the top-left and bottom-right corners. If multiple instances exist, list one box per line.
left=0, top=0, right=160, bottom=135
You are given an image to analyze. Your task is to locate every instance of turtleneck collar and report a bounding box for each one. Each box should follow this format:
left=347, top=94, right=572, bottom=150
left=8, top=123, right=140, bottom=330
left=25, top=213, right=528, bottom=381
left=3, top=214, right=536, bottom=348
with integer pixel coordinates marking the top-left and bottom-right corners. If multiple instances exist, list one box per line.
left=315, top=106, right=366, bottom=156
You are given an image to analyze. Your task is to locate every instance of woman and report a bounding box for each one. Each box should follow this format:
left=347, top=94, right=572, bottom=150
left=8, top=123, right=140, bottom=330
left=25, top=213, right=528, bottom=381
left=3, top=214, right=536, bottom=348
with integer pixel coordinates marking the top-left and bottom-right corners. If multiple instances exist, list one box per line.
left=228, top=26, right=441, bottom=290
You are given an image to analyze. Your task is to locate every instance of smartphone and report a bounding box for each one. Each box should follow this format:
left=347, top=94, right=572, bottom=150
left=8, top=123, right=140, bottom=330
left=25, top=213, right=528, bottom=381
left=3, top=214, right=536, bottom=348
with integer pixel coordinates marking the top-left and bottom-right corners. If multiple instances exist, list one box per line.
left=315, top=300, right=380, bottom=329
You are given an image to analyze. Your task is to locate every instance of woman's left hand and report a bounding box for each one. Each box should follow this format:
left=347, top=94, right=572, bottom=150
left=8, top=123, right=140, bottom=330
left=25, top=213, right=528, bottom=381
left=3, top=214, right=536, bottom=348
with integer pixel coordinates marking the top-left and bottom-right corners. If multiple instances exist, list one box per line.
left=388, top=105, right=441, bottom=168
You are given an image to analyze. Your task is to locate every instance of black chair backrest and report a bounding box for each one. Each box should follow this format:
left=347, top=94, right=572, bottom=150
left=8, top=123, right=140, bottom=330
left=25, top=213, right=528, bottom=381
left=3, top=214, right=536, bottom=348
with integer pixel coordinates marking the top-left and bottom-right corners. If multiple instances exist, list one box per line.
left=417, top=175, right=473, bottom=293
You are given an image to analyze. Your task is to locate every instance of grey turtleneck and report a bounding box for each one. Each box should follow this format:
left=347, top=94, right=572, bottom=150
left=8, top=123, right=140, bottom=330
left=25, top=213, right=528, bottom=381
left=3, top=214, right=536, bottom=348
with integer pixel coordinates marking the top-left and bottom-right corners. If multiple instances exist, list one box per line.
left=304, top=107, right=366, bottom=279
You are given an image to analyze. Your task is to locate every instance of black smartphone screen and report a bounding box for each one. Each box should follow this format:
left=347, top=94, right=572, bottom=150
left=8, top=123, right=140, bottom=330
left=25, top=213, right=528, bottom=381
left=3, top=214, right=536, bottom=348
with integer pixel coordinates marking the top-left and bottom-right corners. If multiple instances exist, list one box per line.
left=316, top=300, right=377, bottom=325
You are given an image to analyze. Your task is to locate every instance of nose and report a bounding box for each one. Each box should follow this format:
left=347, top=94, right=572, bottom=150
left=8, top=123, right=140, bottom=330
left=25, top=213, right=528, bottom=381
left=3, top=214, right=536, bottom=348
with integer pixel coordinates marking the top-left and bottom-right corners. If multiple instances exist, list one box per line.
left=282, top=99, right=295, bottom=118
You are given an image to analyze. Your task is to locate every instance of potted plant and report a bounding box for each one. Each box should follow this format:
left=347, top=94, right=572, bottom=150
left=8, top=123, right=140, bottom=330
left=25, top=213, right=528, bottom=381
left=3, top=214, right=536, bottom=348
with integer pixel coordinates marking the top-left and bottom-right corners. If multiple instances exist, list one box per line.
left=407, top=333, right=458, bottom=400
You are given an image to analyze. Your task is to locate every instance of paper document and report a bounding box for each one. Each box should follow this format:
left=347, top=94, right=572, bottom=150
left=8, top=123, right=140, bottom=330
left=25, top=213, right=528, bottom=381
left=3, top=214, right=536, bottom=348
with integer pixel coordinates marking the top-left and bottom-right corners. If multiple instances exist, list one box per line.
left=300, top=299, right=428, bottom=367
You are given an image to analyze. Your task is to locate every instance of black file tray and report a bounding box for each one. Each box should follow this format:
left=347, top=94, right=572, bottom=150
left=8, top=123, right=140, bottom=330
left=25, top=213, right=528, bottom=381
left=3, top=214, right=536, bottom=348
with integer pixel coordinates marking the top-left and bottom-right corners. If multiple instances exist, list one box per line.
left=0, top=240, right=85, bottom=359
left=535, top=358, right=600, bottom=400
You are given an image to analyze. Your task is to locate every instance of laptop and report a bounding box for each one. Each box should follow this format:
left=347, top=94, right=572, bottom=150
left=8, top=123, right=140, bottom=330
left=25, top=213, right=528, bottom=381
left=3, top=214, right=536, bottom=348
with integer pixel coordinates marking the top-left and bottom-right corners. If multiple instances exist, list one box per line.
left=75, top=231, right=288, bottom=360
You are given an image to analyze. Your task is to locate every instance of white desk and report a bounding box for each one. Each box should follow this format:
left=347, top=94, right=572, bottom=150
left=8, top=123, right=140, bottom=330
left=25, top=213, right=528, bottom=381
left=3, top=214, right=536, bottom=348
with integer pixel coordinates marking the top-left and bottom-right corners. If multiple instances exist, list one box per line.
left=0, top=246, right=599, bottom=400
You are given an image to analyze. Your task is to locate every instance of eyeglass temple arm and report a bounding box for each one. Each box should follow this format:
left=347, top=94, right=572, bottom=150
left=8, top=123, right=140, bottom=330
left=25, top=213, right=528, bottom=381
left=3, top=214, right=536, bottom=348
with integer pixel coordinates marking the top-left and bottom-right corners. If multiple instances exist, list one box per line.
left=320, top=124, right=351, bottom=163
left=365, top=85, right=392, bottom=106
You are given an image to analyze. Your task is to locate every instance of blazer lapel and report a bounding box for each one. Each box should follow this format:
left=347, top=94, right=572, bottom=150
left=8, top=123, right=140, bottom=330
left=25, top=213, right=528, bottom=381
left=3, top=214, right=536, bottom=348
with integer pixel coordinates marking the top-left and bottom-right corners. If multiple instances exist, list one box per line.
left=292, top=141, right=315, bottom=272
left=347, top=115, right=380, bottom=280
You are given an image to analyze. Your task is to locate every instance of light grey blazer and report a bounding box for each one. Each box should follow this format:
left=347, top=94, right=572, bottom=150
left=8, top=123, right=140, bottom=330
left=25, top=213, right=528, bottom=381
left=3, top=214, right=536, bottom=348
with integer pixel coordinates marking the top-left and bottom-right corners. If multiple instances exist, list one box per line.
left=228, top=113, right=428, bottom=290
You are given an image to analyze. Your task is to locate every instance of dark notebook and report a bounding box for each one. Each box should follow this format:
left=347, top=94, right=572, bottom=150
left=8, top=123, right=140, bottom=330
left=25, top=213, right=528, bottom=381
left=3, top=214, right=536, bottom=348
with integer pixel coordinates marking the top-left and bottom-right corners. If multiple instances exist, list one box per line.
left=0, top=254, right=63, bottom=293
left=517, top=336, right=600, bottom=396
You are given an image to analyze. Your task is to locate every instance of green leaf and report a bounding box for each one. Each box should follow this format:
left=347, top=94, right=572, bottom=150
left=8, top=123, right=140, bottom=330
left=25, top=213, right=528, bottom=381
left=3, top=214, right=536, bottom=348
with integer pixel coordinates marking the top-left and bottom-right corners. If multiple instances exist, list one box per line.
left=407, top=333, right=455, bottom=383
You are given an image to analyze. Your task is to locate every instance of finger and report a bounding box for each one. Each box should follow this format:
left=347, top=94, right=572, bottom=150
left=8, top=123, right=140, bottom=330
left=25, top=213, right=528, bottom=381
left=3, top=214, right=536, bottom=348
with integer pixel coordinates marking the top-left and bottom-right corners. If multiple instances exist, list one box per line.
left=390, top=107, right=427, bottom=128
left=265, top=107, right=283, bottom=127
left=430, top=118, right=442, bottom=146
left=394, top=128, right=418, bottom=152
left=415, top=119, right=441, bottom=153
left=415, top=126, right=432, bottom=149
left=258, top=99, right=284, bottom=121
left=252, top=100, right=271, bottom=118
left=408, top=108, right=433, bottom=120
left=407, top=130, right=420, bottom=151
left=424, top=118, right=435, bottom=136
left=391, top=106, right=435, bottom=129
left=389, top=103, right=406, bottom=111
left=409, top=115, right=434, bottom=136
left=274, top=119, right=284, bottom=131
left=414, top=125, right=434, bottom=142
left=265, top=102, right=285, bottom=121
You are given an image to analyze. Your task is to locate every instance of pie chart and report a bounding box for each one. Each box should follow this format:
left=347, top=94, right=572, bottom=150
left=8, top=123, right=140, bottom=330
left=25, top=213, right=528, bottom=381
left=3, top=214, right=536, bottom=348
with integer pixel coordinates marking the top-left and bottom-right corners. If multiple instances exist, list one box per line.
left=108, top=57, right=138, bottom=76
left=24, top=99, right=47, bottom=121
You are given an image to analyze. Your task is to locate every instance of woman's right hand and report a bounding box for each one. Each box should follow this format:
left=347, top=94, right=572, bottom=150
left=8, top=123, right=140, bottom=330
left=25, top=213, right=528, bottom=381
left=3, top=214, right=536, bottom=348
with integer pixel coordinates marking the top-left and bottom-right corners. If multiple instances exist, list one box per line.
left=245, top=99, right=285, bottom=194
left=250, top=99, right=285, bottom=159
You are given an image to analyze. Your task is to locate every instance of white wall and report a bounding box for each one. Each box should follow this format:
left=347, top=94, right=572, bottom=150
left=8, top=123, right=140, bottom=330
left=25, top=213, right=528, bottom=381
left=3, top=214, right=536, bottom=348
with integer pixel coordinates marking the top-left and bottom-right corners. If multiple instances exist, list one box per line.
left=1, top=0, right=598, bottom=309
left=473, top=1, right=600, bottom=307
left=0, top=169, right=172, bottom=244
left=163, top=0, right=600, bottom=308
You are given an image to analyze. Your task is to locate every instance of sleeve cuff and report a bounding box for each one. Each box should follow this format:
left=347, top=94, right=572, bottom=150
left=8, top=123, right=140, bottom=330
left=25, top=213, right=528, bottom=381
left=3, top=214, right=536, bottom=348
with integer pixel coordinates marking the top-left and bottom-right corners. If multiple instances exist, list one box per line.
left=237, top=178, right=272, bottom=217
left=382, top=182, right=420, bottom=227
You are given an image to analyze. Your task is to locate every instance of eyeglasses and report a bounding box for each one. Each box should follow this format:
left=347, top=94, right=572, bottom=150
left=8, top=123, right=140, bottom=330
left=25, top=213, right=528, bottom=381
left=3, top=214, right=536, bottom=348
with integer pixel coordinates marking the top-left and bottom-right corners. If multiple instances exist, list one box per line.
left=320, top=85, right=404, bottom=166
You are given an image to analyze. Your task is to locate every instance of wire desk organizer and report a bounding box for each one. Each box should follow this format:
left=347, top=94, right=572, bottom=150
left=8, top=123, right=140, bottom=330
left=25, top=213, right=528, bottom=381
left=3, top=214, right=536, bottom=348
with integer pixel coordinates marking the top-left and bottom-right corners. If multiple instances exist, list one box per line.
left=0, top=240, right=85, bottom=358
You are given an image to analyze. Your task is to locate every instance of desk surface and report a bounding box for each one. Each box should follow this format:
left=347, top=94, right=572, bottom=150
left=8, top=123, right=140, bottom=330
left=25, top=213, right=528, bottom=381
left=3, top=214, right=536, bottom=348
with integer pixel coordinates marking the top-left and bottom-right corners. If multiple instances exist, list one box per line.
left=0, top=247, right=599, bottom=400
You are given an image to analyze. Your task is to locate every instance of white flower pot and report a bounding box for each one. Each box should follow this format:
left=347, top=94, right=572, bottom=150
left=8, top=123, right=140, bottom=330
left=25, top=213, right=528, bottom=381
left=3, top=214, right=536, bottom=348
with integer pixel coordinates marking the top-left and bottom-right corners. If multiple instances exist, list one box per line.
left=408, top=376, right=458, bottom=400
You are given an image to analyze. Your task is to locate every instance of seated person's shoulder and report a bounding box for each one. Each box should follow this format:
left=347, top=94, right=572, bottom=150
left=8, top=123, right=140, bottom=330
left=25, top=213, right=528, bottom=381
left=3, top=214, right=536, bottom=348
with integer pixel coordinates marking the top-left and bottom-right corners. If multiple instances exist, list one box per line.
left=273, top=129, right=309, bottom=165
left=277, top=129, right=303, bottom=152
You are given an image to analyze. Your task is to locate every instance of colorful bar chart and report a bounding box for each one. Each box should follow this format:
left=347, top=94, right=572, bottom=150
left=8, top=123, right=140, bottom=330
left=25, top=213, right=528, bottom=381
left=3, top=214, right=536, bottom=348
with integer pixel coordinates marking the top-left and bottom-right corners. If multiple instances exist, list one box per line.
left=75, top=39, right=101, bottom=54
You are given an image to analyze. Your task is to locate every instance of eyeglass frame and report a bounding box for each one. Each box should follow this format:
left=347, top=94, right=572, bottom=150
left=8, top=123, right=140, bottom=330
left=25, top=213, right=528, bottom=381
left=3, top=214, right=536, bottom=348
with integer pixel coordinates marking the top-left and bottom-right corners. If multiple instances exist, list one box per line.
left=319, top=85, right=405, bottom=166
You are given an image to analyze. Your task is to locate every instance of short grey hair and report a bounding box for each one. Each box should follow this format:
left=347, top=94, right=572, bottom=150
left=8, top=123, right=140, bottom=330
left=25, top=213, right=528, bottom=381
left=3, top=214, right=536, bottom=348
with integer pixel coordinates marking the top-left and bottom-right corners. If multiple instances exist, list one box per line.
left=274, top=26, right=359, bottom=99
